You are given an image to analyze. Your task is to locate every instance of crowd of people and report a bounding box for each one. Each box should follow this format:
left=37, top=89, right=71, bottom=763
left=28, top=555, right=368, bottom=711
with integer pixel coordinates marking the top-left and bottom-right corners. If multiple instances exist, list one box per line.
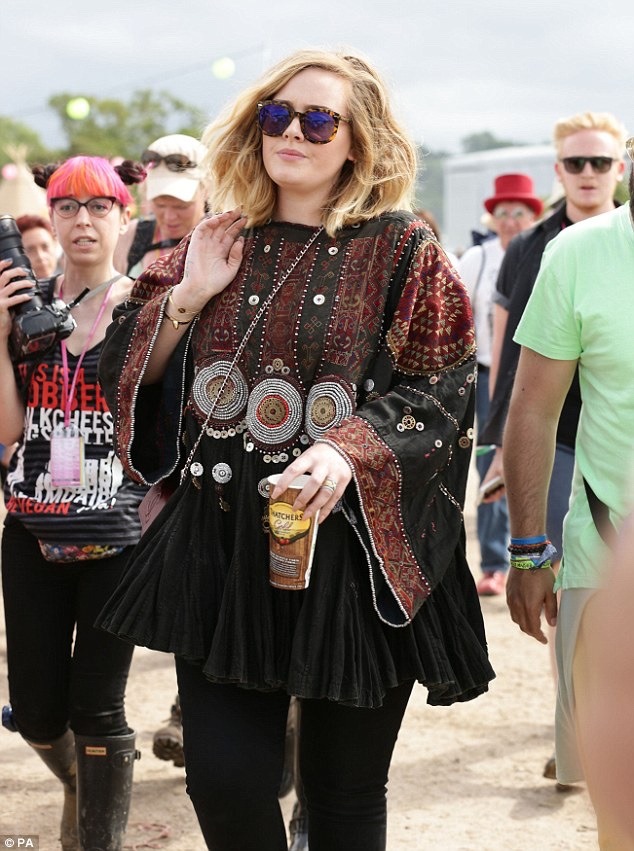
left=1, top=45, right=633, bottom=851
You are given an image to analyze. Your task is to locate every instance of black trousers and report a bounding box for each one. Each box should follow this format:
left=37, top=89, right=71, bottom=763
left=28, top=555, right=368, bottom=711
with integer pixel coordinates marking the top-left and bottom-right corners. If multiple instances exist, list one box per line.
left=176, top=656, right=413, bottom=851
left=1, top=521, right=134, bottom=741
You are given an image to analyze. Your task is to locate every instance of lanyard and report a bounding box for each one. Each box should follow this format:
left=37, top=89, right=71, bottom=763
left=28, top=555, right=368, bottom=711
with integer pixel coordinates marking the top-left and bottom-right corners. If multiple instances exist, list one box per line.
left=59, top=278, right=119, bottom=427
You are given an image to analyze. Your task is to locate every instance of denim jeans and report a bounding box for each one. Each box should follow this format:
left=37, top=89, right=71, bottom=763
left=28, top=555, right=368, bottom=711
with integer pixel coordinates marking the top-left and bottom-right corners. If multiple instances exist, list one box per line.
left=475, top=368, right=509, bottom=574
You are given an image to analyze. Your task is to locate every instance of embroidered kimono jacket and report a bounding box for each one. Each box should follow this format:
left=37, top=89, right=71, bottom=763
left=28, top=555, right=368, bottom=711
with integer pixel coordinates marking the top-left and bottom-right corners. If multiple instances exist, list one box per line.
left=98, top=213, right=494, bottom=708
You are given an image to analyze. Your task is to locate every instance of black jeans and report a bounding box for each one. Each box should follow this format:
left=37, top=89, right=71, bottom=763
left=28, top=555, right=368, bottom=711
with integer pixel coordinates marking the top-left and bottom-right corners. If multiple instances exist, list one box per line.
left=1, top=521, right=134, bottom=742
left=176, top=657, right=413, bottom=851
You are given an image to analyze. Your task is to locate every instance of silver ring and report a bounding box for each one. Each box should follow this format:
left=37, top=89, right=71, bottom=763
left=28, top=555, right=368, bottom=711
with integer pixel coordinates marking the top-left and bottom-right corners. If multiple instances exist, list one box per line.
left=321, top=478, right=337, bottom=491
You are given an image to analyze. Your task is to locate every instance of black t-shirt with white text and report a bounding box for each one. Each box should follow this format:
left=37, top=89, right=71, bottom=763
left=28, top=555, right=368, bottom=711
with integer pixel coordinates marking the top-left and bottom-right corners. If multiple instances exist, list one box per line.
left=4, top=340, right=145, bottom=546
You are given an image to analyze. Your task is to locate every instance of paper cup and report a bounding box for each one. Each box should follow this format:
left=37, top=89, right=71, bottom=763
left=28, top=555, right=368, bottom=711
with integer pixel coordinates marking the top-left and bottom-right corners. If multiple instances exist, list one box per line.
left=267, top=474, right=319, bottom=590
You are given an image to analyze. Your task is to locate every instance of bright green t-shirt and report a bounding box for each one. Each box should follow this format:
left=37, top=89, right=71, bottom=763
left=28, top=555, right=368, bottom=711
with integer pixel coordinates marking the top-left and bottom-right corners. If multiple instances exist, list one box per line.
left=514, top=204, right=634, bottom=589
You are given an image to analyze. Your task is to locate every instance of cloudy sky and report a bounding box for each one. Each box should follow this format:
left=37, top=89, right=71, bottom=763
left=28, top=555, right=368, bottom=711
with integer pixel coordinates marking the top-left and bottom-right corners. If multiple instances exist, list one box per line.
left=3, top=0, right=633, bottom=154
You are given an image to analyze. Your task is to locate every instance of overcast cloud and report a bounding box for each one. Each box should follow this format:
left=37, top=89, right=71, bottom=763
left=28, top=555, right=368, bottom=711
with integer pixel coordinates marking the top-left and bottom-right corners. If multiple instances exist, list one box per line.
left=3, top=0, right=633, bottom=154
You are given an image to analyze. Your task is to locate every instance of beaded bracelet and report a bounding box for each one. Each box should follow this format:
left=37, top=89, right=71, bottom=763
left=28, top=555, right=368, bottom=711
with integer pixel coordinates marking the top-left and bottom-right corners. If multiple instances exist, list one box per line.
left=508, top=540, right=550, bottom=556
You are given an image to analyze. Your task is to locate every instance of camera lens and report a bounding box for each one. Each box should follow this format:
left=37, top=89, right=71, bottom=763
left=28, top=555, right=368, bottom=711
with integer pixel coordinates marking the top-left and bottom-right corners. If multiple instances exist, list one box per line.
left=0, top=215, right=75, bottom=360
left=0, top=214, right=38, bottom=292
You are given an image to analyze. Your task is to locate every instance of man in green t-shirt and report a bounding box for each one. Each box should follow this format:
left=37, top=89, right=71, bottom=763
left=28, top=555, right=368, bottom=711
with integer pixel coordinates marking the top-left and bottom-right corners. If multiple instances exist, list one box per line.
left=504, top=136, right=634, bottom=845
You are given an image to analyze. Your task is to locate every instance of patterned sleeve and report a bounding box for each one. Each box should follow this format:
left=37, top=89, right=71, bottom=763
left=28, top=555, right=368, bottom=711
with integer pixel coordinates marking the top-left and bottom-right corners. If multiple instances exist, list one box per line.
left=317, top=235, right=478, bottom=626
left=98, top=238, right=193, bottom=484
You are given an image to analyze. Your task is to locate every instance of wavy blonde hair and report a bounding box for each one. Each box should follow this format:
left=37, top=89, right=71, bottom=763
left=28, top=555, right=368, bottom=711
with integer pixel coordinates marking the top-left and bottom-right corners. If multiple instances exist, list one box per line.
left=201, top=49, right=417, bottom=236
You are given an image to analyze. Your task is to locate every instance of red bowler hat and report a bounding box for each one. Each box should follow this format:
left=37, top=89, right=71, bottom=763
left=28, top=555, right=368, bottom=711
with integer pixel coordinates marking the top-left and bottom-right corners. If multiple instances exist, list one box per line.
left=484, top=173, right=543, bottom=217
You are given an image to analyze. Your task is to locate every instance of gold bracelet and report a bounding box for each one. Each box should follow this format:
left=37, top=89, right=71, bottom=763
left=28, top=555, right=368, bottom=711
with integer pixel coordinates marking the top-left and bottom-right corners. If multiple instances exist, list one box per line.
left=168, top=291, right=200, bottom=318
left=163, top=309, right=196, bottom=330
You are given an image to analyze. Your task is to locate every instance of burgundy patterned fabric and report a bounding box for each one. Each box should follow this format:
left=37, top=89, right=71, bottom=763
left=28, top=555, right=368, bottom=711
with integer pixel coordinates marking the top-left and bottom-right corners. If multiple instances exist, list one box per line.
left=387, top=222, right=475, bottom=374
left=320, top=414, right=431, bottom=616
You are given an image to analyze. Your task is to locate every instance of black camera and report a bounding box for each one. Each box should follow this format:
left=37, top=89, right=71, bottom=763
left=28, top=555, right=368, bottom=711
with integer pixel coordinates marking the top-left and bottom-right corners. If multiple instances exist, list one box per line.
left=0, top=214, right=75, bottom=360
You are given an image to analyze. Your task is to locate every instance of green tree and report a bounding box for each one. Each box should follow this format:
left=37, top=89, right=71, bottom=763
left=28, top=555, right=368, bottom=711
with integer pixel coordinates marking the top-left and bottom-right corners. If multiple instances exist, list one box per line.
left=0, top=117, right=59, bottom=167
left=461, top=131, right=525, bottom=153
left=615, top=175, right=631, bottom=205
left=47, top=89, right=208, bottom=159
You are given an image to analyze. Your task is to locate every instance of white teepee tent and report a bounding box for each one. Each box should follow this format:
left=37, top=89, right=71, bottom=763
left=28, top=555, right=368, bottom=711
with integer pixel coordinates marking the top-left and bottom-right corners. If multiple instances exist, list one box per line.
left=0, top=144, right=48, bottom=218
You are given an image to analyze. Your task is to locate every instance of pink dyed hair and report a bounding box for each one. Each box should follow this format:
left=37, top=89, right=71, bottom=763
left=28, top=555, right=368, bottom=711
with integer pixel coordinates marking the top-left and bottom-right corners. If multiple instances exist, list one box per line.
left=46, top=156, right=134, bottom=206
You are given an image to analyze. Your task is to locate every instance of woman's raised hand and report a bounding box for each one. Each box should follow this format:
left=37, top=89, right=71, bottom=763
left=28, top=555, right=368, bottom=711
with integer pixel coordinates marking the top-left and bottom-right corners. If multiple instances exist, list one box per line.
left=171, top=208, right=246, bottom=313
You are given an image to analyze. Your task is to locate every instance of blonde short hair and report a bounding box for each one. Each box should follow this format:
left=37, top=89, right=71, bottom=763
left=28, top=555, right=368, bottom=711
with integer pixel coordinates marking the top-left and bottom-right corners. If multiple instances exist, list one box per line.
left=201, top=49, right=417, bottom=236
left=553, top=111, right=628, bottom=156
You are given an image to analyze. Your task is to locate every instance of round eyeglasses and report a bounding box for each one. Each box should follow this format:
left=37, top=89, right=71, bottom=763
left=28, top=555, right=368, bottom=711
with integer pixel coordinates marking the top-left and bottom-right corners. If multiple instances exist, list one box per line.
left=256, top=100, right=351, bottom=144
left=50, top=197, right=118, bottom=218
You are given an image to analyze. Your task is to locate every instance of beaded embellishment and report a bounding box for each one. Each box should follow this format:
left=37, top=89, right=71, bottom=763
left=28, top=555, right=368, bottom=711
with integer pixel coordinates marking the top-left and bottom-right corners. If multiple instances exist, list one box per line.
left=191, top=359, right=249, bottom=424
left=246, top=375, right=305, bottom=448
left=305, top=377, right=356, bottom=440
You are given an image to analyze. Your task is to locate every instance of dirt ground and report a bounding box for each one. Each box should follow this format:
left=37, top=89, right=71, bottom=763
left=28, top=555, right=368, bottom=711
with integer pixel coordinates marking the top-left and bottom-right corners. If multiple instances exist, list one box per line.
left=0, top=469, right=599, bottom=851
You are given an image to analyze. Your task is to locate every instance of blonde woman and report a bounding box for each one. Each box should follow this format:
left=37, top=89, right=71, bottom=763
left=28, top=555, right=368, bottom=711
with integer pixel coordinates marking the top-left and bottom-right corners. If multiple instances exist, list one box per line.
left=98, top=50, right=494, bottom=850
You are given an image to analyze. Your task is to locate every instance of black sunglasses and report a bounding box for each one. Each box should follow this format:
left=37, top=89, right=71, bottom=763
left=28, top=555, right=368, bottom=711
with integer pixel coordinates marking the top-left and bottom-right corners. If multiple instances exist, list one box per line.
left=560, top=156, right=615, bottom=174
left=141, top=150, right=198, bottom=172
left=256, top=100, right=351, bottom=144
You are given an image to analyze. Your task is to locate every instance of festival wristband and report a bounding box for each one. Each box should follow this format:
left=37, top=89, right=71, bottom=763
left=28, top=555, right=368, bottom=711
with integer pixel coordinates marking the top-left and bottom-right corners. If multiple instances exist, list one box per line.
left=510, top=542, right=558, bottom=571
left=510, top=534, right=547, bottom=547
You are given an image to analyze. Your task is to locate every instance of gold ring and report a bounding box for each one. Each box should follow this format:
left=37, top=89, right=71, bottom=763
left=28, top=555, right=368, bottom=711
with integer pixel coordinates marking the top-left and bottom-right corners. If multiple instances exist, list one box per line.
left=322, top=478, right=337, bottom=491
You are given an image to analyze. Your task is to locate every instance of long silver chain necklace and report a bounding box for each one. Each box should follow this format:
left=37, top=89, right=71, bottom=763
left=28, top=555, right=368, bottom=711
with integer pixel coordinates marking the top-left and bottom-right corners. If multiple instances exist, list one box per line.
left=179, top=226, right=324, bottom=483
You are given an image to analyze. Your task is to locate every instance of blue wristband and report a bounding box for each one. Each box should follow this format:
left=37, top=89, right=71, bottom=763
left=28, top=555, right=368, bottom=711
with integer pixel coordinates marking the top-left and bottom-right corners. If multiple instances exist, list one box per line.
left=510, top=534, right=547, bottom=546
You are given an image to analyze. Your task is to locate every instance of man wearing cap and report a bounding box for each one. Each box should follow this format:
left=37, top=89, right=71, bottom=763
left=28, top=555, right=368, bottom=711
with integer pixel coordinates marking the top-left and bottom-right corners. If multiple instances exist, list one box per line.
left=457, top=173, right=542, bottom=597
left=479, top=111, right=627, bottom=790
left=115, top=133, right=208, bottom=277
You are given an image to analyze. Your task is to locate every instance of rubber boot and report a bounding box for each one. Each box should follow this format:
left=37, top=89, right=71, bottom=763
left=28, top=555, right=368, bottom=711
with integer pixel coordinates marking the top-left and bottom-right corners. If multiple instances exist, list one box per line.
left=152, top=694, right=184, bottom=768
left=75, top=729, right=140, bottom=851
left=27, top=730, right=79, bottom=851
